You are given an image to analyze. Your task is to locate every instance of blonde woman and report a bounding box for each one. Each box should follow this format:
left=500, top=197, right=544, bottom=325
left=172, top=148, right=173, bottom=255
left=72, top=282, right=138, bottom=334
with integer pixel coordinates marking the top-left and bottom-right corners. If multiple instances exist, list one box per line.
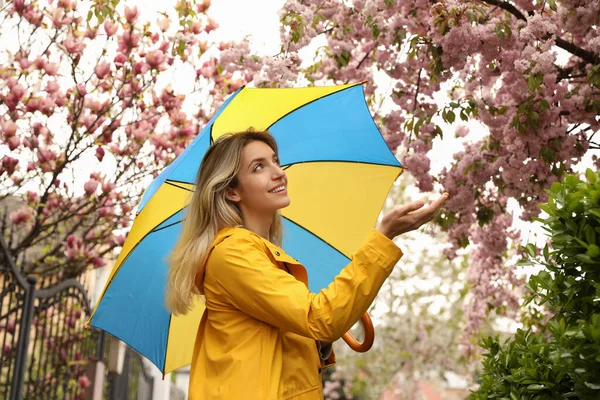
left=166, top=130, right=448, bottom=400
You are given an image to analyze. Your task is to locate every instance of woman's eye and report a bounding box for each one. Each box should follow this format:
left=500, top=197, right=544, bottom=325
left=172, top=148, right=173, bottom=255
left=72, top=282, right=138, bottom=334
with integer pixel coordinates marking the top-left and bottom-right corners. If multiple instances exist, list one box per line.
left=274, top=158, right=280, bottom=165
left=254, top=163, right=263, bottom=171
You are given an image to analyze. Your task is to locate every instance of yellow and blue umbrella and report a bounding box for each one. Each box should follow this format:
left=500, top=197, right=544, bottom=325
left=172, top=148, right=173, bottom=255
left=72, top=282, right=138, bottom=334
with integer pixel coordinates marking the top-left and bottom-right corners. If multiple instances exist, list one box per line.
left=88, top=83, right=403, bottom=374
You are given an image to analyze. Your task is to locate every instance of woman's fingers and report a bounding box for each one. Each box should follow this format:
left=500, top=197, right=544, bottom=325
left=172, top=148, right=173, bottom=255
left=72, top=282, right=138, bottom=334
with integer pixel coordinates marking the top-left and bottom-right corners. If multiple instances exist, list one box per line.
left=396, top=200, right=426, bottom=217
left=407, top=193, right=449, bottom=225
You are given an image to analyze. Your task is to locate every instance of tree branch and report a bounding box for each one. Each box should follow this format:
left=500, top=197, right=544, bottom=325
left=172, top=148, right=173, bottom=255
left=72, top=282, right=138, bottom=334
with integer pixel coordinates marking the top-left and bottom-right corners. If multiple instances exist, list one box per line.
left=479, top=0, right=600, bottom=65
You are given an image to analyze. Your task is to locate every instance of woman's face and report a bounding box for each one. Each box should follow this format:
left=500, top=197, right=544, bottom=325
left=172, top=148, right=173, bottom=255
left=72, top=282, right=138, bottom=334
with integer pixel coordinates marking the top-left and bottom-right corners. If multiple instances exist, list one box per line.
left=227, top=140, right=290, bottom=216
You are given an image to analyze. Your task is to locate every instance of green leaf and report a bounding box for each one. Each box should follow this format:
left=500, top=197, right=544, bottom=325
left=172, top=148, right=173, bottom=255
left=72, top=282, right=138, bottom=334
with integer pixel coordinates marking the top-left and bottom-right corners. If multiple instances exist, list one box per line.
left=587, top=244, right=600, bottom=258
left=577, top=254, right=595, bottom=263
left=585, top=225, right=597, bottom=245
left=528, top=74, right=539, bottom=93
left=584, top=382, right=600, bottom=390
left=586, top=168, right=597, bottom=184
left=525, top=243, right=537, bottom=257
left=547, top=0, right=557, bottom=10
left=527, top=384, right=545, bottom=390
left=446, top=110, right=455, bottom=123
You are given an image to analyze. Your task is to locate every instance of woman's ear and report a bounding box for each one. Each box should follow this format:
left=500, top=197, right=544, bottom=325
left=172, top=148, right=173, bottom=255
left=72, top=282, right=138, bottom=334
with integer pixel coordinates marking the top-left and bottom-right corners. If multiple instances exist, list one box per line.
left=225, top=187, right=241, bottom=203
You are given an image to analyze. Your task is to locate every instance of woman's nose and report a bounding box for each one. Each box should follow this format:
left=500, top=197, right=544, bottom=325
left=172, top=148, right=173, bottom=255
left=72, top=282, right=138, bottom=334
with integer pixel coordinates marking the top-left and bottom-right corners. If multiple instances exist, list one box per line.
left=273, top=164, right=286, bottom=179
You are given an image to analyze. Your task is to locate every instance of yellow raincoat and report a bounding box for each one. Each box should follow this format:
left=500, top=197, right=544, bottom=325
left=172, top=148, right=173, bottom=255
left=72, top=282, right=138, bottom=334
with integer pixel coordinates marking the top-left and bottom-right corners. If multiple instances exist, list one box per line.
left=189, top=227, right=403, bottom=399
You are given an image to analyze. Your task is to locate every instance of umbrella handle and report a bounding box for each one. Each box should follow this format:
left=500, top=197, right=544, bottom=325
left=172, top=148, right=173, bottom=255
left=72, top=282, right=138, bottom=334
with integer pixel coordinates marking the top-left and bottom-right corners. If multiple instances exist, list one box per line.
left=341, top=312, right=374, bottom=353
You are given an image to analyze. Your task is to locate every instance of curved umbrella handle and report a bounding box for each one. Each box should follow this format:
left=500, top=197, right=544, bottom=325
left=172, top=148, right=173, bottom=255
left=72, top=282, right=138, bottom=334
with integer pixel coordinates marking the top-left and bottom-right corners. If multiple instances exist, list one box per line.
left=341, top=312, right=374, bottom=353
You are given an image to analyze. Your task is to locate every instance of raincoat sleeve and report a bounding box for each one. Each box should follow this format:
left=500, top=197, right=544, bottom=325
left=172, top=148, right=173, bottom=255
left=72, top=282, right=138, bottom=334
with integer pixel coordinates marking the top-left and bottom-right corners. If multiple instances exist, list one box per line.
left=205, top=229, right=403, bottom=342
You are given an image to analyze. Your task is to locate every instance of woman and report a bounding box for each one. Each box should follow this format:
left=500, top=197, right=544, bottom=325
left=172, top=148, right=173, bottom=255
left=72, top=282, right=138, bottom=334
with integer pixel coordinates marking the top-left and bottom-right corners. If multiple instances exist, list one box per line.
left=166, top=130, right=448, bottom=399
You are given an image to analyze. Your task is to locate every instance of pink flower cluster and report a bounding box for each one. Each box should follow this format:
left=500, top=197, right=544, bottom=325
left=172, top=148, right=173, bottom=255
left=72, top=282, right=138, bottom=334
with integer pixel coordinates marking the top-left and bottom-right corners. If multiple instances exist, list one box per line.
left=276, top=0, right=600, bottom=351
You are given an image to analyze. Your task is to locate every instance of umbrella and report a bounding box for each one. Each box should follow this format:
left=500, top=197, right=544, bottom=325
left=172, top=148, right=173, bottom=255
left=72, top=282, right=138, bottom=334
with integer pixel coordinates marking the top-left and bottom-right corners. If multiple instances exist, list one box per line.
left=88, top=82, right=403, bottom=374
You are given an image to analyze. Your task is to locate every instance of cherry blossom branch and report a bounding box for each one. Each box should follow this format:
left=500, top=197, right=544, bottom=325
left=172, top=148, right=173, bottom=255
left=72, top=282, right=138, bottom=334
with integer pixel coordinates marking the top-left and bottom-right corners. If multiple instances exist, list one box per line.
left=480, top=0, right=599, bottom=65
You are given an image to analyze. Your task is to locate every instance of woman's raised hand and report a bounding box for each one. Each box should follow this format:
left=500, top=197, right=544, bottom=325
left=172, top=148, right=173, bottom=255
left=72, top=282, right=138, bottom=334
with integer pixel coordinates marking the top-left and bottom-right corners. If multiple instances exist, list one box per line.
left=376, top=193, right=449, bottom=240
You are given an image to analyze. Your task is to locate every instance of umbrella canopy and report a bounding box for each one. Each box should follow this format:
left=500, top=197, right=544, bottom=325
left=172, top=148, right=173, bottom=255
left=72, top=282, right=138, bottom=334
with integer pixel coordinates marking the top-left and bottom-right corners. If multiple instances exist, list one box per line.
left=88, top=83, right=403, bottom=374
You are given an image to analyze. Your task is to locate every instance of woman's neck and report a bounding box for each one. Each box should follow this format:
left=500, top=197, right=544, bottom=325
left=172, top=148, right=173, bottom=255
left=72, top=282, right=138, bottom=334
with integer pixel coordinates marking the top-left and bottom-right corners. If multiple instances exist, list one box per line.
left=241, top=213, right=273, bottom=240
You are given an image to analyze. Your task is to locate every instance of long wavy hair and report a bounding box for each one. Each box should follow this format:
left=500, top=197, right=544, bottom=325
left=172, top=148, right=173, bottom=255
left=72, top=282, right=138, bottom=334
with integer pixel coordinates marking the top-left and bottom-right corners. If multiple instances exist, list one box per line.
left=165, top=130, right=284, bottom=315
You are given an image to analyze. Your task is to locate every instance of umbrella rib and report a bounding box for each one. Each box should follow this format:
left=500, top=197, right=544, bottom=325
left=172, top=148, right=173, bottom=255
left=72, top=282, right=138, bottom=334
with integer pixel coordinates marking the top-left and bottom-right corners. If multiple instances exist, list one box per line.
left=281, top=159, right=402, bottom=171
left=266, top=83, right=362, bottom=131
left=151, top=219, right=183, bottom=233
left=281, top=216, right=351, bottom=261
left=165, top=180, right=195, bottom=191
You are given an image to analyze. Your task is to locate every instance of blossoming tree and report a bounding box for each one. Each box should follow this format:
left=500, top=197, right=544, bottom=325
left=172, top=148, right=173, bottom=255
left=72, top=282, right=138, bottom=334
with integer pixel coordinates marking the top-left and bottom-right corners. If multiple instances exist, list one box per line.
left=0, top=0, right=258, bottom=279
left=233, top=0, right=600, bottom=349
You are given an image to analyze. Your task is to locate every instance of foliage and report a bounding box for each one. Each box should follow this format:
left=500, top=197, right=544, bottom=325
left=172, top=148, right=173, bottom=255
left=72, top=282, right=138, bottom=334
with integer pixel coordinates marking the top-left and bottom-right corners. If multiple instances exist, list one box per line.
left=471, top=169, right=600, bottom=399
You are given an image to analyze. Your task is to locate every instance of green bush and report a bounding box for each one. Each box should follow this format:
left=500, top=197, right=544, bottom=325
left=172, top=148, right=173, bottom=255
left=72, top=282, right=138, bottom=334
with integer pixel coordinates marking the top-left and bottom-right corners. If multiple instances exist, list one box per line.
left=471, top=169, right=600, bottom=400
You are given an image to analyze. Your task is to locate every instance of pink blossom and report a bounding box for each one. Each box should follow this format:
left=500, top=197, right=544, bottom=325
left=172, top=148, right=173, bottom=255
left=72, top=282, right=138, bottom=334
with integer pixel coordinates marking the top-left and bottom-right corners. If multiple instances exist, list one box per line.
left=85, top=28, right=97, bottom=39
left=1, top=120, right=18, bottom=137
left=10, top=84, right=26, bottom=102
left=94, top=62, right=111, bottom=79
left=44, top=62, right=60, bottom=76
left=199, top=61, right=216, bottom=79
left=63, top=37, right=84, bottom=55
left=91, top=256, right=106, bottom=269
left=204, top=18, right=218, bottom=33
left=114, top=53, right=127, bottom=66
left=118, top=30, right=140, bottom=52
left=99, top=207, right=114, bottom=217
left=133, top=61, right=149, bottom=75
left=10, top=207, right=33, bottom=225
left=113, top=235, right=126, bottom=247
left=102, top=182, right=116, bottom=194
left=196, top=0, right=211, bottom=13
left=95, top=146, right=105, bottom=162
left=455, top=125, right=469, bottom=138
left=103, top=21, right=118, bottom=37
left=84, top=179, right=98, bottom=195
left=156, top=17, right=170, bottom=32
left=45, top=80, right=60, bottom=93
left=7, top=135, right=20, bottom=150
left=2, top=156, right=19, bottom=175
left=18, top=55, right=32, bottom=70
left=124, top=5, right=139, bottom=23
left=79, top=375, right=91, bottom=389
left=145, top=50, right=166, bottom=69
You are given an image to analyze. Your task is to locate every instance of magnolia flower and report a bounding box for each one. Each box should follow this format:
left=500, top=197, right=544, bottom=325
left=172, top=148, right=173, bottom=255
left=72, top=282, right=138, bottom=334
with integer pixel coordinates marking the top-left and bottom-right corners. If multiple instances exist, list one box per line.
left=94, top=62, right=111, bottom=79
left=63, top=37, right=84, bottom=55
left=10, top=207, right=32, bottom=225
left=1, top=120, right=17, bottom=137
left=84, top=178, right=98, bottom=195
left=146, top=50, right=166, bottom=69
left=103, top=21, right=118, bottom=36
left=95, top=146, right=105, bottom=162
left=114, top=53, right=127, bottom=66
left=124, top=6, right=139, bottom=23
left=7, top=135, right=20, bottom=150
left=157, top=16, right=170, bottom=32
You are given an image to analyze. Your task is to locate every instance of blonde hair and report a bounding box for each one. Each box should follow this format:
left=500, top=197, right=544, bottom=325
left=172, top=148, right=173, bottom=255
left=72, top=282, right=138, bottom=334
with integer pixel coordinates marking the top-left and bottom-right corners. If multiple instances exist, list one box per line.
left=165, top=130, right=284, bottom=315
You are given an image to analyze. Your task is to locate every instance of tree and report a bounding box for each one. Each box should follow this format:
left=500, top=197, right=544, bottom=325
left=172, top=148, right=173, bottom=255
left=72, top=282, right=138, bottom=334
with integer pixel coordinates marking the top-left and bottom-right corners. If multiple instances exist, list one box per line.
left=0, top=0, right=253, bottom=278
left=248, top=0, right=600, bottom=347
left=472, top=169, right=600, bottom=399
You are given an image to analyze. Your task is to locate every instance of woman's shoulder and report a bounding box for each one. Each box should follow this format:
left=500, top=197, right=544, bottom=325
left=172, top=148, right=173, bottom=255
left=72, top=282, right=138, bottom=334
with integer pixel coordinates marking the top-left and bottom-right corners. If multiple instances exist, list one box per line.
left=211, top=227, right=266, bottom=255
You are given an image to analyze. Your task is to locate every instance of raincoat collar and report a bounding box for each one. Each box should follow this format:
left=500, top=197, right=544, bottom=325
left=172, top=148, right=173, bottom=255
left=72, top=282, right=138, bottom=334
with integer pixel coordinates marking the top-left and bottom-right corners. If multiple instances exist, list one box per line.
left=210, top=226, right=309, bottom=285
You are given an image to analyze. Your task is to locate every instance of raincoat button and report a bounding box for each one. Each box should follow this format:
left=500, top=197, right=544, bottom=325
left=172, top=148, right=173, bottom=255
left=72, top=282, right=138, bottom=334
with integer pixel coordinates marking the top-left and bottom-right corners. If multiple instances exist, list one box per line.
left=275, top=251, right=280, bottom=256
left=318, top=367, right=322, bottom=374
